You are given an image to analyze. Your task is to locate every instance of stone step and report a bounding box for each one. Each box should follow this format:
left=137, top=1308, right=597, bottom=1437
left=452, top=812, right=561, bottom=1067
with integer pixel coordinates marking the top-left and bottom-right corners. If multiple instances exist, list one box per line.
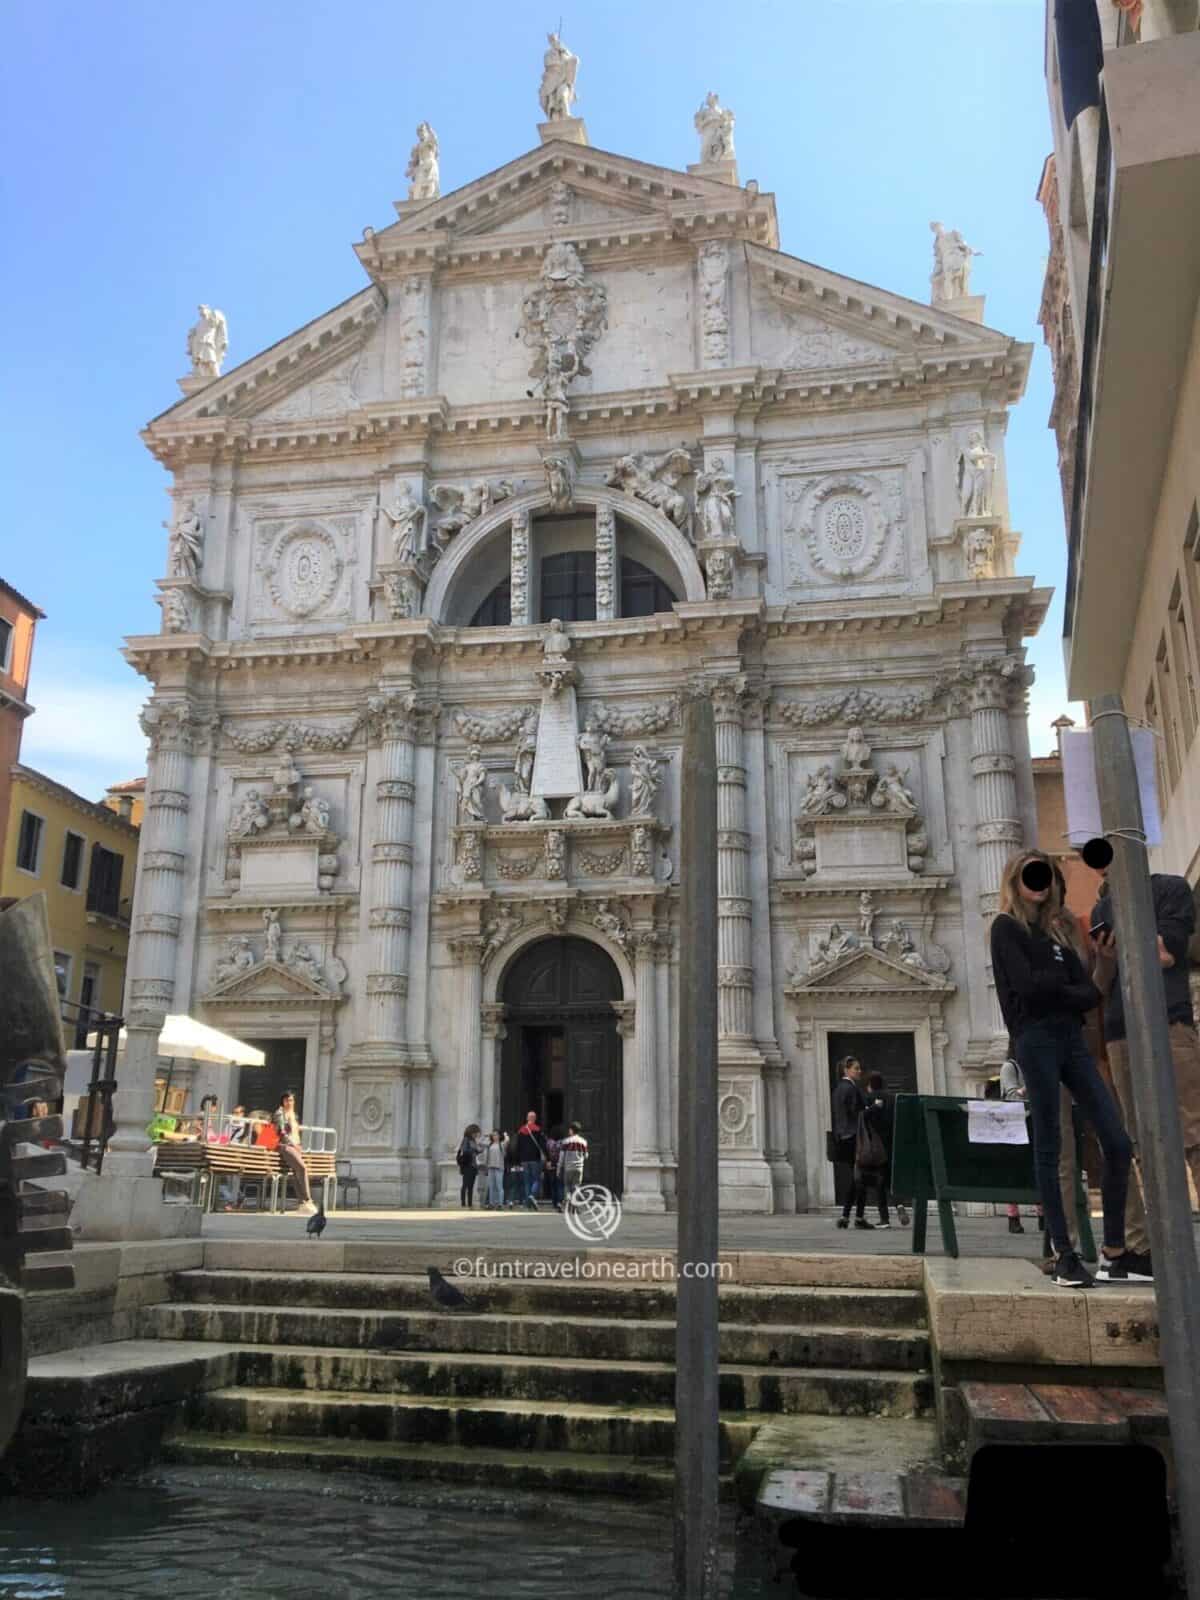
left=163, top=1430, right=696, bottom=1499
left=169, top=1269, right=927, bottom=1330
left=233, top=1343, right=931, bottom=1415
left=146, top=1302, right=931, bottom=1376
left=199, top=1386, right=761, bottom=1466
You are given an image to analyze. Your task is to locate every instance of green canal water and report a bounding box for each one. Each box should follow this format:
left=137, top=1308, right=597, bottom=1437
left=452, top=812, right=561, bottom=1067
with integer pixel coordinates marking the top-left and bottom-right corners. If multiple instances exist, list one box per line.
left=0, top=1469, right=784, bottom=1598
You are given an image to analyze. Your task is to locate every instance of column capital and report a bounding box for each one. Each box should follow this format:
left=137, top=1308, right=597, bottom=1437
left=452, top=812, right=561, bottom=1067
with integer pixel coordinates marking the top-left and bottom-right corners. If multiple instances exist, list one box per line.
left=140, top=698, right=208, bottom=754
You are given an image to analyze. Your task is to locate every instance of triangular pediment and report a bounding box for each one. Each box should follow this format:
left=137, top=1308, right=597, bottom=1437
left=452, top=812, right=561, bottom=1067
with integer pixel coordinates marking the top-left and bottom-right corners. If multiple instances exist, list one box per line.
left=363, top=140, right=779, bottom=253
left=747, top=242, right=1019, bottom=361
left=203, top=959, right=332, bottom=1004
left=147, top=286, right=385, bottom=427
left=790, top=945, right=952, bottom=994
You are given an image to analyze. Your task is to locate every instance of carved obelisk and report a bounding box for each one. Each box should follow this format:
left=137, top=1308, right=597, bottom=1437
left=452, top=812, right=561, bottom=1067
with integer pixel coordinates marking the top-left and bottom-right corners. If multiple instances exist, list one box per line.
left=529, top=619, right=585, bottom=799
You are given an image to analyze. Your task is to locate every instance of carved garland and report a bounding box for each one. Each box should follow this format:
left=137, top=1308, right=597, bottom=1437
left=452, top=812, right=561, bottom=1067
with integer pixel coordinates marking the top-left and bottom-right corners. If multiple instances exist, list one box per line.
left=453, top=705, right=538, bottom=744
left=587, top=697, right=681, bottom=737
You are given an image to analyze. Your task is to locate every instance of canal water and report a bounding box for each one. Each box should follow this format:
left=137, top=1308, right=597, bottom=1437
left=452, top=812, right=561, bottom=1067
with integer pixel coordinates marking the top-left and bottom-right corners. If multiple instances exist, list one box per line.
left=0, top=1468, right=783, bottom=1598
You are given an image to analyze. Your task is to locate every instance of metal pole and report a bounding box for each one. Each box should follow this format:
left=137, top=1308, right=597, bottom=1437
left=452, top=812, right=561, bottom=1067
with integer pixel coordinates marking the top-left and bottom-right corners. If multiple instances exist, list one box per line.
left=1091, top=692, right=1200, bottom=1598
left=674, top=691, right=720, bottom=1600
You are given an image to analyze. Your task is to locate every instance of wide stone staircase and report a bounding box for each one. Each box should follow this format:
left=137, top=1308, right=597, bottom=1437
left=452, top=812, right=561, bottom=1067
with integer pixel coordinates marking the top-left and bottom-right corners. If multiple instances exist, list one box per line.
left=147, top=1252, right=934, bottom=1497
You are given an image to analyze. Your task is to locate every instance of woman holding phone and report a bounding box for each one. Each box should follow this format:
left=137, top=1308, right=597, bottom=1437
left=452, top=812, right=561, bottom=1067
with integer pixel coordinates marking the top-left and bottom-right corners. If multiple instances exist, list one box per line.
left=989, top=849, right=1132, bottom=1288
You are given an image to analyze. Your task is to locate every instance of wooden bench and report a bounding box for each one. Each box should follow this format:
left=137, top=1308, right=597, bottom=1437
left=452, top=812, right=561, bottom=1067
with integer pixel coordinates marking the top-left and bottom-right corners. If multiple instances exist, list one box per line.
left=269, top=1148, right=337, bottom=1212
left=153, top=1141, right=280, bottom=1211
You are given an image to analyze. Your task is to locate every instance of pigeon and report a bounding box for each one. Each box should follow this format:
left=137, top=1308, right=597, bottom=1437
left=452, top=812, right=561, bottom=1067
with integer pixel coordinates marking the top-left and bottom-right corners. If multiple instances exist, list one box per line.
left=426, top=1265, right=473, bottom=1311
left=306, top=1199, right=327, bottom=1239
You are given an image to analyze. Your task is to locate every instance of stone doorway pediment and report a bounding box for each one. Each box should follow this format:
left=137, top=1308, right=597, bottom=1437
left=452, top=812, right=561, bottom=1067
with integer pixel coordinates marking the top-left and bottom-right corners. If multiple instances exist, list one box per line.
left=202, top=959, right=339, bottom=1006
left=786, top=944, right=954, bottom=997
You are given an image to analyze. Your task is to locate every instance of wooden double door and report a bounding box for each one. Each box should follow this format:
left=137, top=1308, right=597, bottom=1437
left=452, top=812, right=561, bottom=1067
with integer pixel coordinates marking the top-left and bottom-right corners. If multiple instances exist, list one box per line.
left=500, top=938, right=624, bottom=1195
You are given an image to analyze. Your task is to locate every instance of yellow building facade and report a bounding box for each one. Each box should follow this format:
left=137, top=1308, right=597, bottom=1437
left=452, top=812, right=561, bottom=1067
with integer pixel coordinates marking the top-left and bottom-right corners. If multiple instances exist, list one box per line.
left=1, top=763, right=140, bottom=1041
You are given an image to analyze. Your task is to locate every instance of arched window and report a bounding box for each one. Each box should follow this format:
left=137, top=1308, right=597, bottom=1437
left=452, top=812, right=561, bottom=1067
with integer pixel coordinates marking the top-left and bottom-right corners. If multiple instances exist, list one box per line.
left=539, top=551, right=596, bottom=623
left=620, top=557, right=678, bottom=617
left=470, top=577, right=511, bottom=627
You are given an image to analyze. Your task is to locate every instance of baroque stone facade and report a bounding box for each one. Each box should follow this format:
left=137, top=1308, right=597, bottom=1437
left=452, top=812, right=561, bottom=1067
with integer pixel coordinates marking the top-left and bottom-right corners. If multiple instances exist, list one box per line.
left=125, top=51, right=1047, bottom=1211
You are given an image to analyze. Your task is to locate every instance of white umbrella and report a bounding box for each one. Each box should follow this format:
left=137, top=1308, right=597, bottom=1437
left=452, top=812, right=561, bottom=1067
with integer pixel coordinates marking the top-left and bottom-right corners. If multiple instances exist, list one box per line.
left=85, top=1015, right=265, bottom=1065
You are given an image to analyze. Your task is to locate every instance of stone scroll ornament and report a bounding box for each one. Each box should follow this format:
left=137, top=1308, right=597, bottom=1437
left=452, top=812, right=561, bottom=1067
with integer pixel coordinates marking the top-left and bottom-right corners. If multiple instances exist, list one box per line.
left=519, top=241, right=608, bottom=440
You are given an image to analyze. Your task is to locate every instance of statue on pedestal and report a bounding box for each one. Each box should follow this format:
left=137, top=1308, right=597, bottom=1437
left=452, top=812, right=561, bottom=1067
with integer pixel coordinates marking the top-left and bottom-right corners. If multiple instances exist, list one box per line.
left=454, top=746, right=489, bottom=823
left=262, top=908, right=283, bottom=965
left=694, top=93, right=735, bottom=163
left=929, top=222, right=980, bottom=304
left=406, top=122, right=440, bottom=202
left=166, top=501, right=203, bottom=581
left=539, top=33, right=579, bottom=120
left=956, top=430, right=997, bottom=519
left=187, top=305, right=228, bottom=378
left=382, top=485, right=426, bottom=563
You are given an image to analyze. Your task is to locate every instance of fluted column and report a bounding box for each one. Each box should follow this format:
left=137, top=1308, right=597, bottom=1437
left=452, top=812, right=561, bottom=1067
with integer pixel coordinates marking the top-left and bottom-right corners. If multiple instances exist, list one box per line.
left=654, top=932, right=674, bottom=1163
left=967, top=658, right=1026, bottom=1039
left=712, top=679, right=754, bottom=1043
left=451, top=939, right=485, bottom=1134
left=968, top=664, right=1024, bottom=917
left=632, top=929, right=659, bottom=1161
left=108, top=700, right=199, bottom=1170
left=364, top=691, right=418, bottom=1045
left=481, top=1003, right=507, bottom=1132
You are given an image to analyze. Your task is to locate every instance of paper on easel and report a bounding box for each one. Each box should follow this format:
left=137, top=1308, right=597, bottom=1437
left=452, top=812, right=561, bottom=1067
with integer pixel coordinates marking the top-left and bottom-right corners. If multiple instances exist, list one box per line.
left=1060, top=728, right=1162, bottom=848
left=966, top=1100, right=1029, bottom=1145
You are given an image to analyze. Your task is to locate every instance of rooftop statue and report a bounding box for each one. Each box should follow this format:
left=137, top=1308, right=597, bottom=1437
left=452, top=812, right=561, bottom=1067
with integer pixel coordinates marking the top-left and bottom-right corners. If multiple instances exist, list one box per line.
left=539, top=32, right=579, bottom=121
left=187, top=305, right=228, bottom=379
left=929, top=221, right=981, bottom=305
left=406, top=122, right=440, bottom=202
left=694, top=93, right=735, bottom=164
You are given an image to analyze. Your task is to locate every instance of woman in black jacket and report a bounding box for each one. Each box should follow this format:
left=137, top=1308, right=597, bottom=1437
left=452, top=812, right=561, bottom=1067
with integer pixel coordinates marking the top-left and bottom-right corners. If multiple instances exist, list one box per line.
left=990, top=849, right=1131, bottom=1289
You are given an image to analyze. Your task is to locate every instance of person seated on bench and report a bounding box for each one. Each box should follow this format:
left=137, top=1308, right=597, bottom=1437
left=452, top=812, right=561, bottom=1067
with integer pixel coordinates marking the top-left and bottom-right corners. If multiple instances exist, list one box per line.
left=273, top=1091, right=316, bottom=1215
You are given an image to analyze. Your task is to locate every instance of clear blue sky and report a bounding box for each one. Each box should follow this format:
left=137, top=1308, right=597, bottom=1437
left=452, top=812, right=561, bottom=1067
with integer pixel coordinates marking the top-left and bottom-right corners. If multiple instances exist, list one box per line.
left=2, top=0, right=1074, bottom=800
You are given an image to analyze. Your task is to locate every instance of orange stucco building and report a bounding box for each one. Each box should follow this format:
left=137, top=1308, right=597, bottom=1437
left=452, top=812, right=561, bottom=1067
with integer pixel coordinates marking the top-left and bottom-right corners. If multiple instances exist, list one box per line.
left=0, top=578, right=45, bottom=866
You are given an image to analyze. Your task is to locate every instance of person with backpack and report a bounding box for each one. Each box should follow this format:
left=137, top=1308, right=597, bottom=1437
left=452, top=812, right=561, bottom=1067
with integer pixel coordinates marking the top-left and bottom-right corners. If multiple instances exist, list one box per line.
left=863, top=1072, right=908, bottom=1228
left=557, top=1122, right=588, bottom=1205
left=456, top=1123, right=484, bottom=1208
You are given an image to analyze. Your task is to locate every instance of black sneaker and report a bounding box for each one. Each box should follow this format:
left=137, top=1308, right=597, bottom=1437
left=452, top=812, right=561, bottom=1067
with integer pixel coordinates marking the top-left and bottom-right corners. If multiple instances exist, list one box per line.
left=1051, top=1250, right=1094, bottom=1289
left=1096, top=1250, right=1154, bottom=1282
left=835, top=1217, right=849, bottom=1229
left=853, top=1218, right=875, bottom=1231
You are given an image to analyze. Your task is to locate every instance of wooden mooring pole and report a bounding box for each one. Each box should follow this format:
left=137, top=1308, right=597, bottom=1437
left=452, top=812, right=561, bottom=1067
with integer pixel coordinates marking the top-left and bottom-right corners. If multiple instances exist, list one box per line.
left=673, top=691, right=720, bottom=1600
left=1091, top=693, right=1200, bottom=1599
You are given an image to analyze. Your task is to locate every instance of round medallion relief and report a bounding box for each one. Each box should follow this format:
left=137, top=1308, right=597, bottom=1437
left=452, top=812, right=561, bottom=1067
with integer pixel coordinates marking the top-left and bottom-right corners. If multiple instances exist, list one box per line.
left=266, top=523, right=342, bottom=618
left=824, top=496, right=867, bottom=562
left=718, top=1092, right=749, bottom=1135
left=358, top=1095, right=386, bottom=1133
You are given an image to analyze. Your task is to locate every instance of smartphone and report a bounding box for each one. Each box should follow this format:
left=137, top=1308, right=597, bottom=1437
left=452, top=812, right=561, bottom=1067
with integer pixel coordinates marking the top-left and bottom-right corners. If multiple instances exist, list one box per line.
left=1089, top=919, right=1112, bottom=941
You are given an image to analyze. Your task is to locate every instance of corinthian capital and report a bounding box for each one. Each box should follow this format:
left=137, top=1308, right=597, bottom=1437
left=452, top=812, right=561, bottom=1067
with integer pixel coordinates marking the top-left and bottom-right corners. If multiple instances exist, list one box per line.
left=140, top=699, right=203, bottom=754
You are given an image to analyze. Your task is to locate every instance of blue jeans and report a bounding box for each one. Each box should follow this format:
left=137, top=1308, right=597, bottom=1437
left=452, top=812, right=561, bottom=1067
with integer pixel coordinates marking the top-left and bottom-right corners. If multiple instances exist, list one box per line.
left=522, top=1159, right=542, bottom=1203
left=1016, top=1017, right=1132, bottom=1254
left=486, top=1170, right=503, bottom=1207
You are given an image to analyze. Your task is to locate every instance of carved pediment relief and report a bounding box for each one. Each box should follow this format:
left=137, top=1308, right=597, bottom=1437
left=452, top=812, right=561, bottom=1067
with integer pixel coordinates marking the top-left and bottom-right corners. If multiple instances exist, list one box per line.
left=788, top=945, right=952, bottom=995
left=454, top=179, right=661, bottom=241
left=203, top=959, right=337, bottom=1004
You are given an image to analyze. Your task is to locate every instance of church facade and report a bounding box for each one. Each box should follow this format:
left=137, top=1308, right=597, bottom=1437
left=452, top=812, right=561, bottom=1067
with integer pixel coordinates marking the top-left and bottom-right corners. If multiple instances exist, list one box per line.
left=125, top=49, right=1048, bottom=1211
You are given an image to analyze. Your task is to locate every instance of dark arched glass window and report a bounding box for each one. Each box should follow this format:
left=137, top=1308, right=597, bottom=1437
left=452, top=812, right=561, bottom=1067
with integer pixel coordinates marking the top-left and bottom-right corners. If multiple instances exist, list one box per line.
left=470, top=577, right=511, bottom=627
left=539, top=551, right=596, bottom=623
left=620, top=557, right=678, bottom=617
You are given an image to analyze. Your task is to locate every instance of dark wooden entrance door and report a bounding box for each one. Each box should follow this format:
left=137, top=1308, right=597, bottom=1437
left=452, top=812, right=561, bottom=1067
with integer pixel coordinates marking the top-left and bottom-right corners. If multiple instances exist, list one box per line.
left=239, top=1038, right=307, bottom=1121
left=500, top=938, right=624, bottom=1195
left=827, top=1031, right=918, bottom=1104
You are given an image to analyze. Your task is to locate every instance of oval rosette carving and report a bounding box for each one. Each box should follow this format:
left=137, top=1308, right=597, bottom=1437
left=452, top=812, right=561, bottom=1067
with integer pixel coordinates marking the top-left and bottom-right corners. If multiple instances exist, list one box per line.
left=266, top=523, right=343, bottom=618
left=791, top=473, right=890, bottom=582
